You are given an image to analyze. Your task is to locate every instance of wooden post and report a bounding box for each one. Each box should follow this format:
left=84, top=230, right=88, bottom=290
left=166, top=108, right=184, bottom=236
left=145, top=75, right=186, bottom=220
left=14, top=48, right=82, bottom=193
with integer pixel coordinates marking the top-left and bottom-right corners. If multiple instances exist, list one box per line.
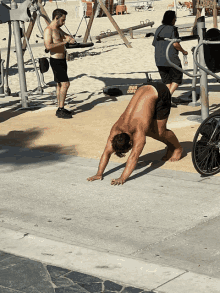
left=22, top=11, right=37, bottom=54
left=97, top=0, right=132, bottom=48
left=191, top=6, right=202, bottom=35
left=37, top=0, right=51, bottom=25
left=213, top=0, right=218, bottom=28
left=83, top=0, right=98, bottom=43
left=192, top=0, right=197, bottom=15
left=22, top=0, right=51, bottom=55
left=129, top=27, right=133, bottom=39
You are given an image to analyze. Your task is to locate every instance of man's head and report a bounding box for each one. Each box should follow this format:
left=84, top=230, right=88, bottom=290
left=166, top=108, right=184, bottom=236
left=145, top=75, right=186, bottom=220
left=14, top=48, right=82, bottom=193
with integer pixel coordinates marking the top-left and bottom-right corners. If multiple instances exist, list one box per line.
left=52, top=9, right=67, bottom=27
left=112, top=133, right=132, bottom=158
left=162, top=10, right=176, bottom=26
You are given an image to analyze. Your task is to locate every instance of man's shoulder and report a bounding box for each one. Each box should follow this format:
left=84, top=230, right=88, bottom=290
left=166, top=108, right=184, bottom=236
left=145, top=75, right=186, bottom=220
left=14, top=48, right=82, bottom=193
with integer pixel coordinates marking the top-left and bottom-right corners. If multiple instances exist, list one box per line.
left=44, top=26, right=52, bottom=33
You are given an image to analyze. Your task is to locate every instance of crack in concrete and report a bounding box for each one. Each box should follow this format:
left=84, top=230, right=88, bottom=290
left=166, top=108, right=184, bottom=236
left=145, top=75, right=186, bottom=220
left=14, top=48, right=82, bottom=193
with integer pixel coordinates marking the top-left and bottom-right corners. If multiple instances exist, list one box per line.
left=151, top=270, right=188, bottom=291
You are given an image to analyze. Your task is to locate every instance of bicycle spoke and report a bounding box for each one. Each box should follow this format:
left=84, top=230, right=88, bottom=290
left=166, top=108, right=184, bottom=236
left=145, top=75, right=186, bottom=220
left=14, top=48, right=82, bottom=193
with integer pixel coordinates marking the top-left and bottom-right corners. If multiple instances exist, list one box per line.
left=197, top=148, right=212, bottom=171
left=208, top=149, right=215, bottom=173
left=195, top=143, right=210, bottom=160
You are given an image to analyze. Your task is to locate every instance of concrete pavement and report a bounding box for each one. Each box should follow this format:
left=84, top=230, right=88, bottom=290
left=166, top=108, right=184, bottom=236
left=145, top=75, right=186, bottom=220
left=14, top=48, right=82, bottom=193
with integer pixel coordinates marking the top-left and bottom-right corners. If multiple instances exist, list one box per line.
left=1, top=145, right=220, bottom=292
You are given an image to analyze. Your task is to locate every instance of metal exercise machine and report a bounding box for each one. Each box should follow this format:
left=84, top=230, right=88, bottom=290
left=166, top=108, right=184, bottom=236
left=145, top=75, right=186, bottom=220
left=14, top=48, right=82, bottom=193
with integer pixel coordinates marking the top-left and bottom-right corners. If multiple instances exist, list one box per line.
left=165, top=16, right=220, bottom=122
left=0, top=0, right=40, bottom=107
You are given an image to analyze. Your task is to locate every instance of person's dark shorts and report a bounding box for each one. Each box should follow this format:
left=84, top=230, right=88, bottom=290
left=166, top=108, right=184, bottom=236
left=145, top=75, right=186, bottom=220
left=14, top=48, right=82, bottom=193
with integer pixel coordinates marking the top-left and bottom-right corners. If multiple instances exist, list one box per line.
left=50, top=57, right=69, bottom=83
left=157, top=65, right=183, bottom=85
left=147, top=81, right=171, bottom=120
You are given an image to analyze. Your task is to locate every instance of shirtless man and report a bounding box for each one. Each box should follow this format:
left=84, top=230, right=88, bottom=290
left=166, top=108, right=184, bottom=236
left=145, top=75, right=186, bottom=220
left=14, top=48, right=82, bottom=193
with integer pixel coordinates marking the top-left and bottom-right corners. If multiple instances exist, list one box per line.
left=87, top=82, right=183, bottom=185
left=44, top=9, right=75, bottom=119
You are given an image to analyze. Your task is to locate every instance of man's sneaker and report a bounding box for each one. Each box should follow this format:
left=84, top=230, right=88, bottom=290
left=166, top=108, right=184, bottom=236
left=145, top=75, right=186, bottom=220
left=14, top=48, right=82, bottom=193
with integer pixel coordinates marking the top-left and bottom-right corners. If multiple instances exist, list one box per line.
left=56, top=108, right=72, bottom=119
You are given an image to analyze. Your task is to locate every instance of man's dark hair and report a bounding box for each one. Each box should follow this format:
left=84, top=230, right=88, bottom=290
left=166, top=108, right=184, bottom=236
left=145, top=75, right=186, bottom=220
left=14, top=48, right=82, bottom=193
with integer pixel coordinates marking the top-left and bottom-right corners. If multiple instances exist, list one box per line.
left=52, top=9, right=67, bottom=20
left=112, top=133, right=131, bottom=158
left=162, top=10, right=176, bottom=25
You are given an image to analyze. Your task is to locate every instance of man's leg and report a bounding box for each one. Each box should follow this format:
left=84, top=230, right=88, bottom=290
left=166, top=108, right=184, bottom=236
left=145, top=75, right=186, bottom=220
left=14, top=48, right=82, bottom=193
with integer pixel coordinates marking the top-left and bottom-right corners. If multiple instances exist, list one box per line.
left=169, top=82, right=179, bottom=96
left=148, top=118, right=183, bottom=162
left=56, top=82, right=61, bottom=106
left=58, top=81, right=70, bottom=108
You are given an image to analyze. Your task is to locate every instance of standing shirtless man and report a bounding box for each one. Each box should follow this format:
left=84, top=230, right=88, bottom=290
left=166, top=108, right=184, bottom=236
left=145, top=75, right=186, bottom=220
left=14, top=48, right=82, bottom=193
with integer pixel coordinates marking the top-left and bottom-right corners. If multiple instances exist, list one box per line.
left=87, top=82, right=183, bottom=185
left=44, top=9, right=75, bottom=119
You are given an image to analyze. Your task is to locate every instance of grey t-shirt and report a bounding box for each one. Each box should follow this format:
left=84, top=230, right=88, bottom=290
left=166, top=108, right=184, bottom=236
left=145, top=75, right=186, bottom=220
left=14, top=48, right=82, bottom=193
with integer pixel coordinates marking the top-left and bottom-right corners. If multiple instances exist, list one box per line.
left=152, top=25, right=181, bottom=67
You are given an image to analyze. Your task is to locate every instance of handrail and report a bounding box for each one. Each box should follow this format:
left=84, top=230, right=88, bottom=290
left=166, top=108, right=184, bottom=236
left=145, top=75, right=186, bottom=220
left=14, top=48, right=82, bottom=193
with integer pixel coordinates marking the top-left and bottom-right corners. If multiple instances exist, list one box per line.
left=193, top=41, right=220, bottom=83
left=0, top=59, right=5, bottom=88
left=165, top=38, right=201, bottom=78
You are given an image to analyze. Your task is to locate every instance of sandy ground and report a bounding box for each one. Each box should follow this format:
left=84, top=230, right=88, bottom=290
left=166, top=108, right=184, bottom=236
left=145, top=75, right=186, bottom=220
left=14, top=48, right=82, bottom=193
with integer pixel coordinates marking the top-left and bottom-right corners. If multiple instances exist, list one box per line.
left=1, top=0, right=220, bottom=175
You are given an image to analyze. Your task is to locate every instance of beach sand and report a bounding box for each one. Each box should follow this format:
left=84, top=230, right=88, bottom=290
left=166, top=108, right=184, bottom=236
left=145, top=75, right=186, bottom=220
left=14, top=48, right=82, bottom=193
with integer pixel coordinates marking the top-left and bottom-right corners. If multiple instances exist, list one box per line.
left=1, top=0, right=220, bottom=175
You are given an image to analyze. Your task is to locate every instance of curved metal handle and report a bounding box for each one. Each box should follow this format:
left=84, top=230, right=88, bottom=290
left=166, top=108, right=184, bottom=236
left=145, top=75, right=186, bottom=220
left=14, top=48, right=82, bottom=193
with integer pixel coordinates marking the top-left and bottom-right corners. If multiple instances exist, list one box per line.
left=36, top=11, right=44, bottom=38
left=165, top=39, right=201, bottom=78
left=193, top=41, right=220, bottom=82
left=0, top=59, right=5, bottom=88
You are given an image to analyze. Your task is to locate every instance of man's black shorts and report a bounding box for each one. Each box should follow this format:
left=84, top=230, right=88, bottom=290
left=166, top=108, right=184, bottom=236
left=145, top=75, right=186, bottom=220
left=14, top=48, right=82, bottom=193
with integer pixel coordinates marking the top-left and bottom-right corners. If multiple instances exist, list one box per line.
left=50, top=57, right=69, bottom=83
left=157, top=65, right=183, bottom=85
left=147, top=81, right=171, bottom=120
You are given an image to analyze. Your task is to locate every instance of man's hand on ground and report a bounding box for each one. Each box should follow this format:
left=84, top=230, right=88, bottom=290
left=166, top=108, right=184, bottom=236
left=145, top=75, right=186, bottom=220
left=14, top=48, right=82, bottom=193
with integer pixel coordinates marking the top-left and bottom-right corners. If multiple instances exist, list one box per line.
left=87, top=175, right=103, bottom=182
left=111, top=178, right=125, bottom=186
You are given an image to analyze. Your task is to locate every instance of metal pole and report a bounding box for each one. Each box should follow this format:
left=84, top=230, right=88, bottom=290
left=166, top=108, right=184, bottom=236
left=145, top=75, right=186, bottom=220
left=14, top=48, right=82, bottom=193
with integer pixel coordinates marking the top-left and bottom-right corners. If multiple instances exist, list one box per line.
left=0, top=51, right=4, bottom=96
left=20, top=21, right=43, bottom=94
left=174, top=0, right=177, bottom=16
left=4, top=21, right=12, bottom=96
left=11, top=0, right=28, bottom=108
left=188, top=46, right=200, bottom=107
left=197, top=16, right=208, bottom=120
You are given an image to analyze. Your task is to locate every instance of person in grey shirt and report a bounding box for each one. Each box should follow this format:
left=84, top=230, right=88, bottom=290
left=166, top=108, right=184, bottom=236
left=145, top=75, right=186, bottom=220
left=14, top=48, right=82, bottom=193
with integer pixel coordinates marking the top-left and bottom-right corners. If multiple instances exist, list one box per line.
left=152, top=10, right=188, bottom=106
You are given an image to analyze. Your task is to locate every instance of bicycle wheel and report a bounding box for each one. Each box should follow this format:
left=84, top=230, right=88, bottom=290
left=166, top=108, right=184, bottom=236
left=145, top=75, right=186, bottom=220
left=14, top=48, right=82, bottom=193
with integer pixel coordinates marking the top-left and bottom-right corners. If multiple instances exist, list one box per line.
left=192, top=113, right=220, bottom=176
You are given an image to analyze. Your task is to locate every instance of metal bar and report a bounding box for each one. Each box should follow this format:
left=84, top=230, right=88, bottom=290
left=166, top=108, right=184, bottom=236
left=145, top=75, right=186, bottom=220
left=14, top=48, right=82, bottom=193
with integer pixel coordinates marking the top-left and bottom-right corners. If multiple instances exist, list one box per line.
left=96, top=21, right=154, bottom=40
left=193, top=42, right=220, bottom=81
left=165, top=39, right=200, bottom=78
left=11, top=0, right=28, bottom=108
left=20, top=21, right=43, bottom=94
left=83, top=0, right=98, bottom=43
left=4, top=21, right=11, bottom=96
left=197, top=16, right=208, bottom=120
left=0, top=52, right=4, bottom=95
left=97, top=0, right=132, bottom=48
left=188, top=46, right=200, bottom=107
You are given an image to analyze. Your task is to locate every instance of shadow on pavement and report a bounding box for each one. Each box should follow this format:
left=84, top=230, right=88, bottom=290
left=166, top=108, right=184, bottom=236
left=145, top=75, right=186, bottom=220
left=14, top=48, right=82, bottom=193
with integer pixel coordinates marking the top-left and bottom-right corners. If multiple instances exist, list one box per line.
left=104, top=141, right=193, bottom=181
left=0, top=128, right=77, bottom=168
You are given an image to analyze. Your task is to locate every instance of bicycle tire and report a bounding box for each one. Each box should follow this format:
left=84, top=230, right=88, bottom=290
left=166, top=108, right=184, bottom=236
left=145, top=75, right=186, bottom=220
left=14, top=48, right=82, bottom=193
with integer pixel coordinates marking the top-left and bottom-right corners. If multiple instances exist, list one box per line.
left=192, top=113, right=220, bottom=176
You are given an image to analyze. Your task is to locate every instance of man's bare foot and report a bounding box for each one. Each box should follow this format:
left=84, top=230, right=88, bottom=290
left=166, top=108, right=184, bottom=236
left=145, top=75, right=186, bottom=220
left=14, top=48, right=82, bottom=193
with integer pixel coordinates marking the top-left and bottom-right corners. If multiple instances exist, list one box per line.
left=162, top=148, right=173, bottom=161
left=169, top=147, right=183, bottom=162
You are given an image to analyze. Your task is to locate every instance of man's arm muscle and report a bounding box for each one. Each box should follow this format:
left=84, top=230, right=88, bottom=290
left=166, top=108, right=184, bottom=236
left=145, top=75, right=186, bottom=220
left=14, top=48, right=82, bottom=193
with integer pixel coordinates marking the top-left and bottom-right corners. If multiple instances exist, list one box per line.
left=119, top=131, right=146, bottom=183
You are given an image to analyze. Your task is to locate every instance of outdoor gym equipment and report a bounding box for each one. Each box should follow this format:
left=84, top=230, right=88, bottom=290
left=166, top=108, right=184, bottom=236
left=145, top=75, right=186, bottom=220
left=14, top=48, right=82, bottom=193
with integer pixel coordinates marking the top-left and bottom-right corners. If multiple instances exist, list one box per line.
left=162, top=16, right=220, bottom=176
left=44, top=42, right=94, bottom=54
left=0, top=54, right=4, bottom=96
left=0, top=0, right=39, bottom=107
left=165, top=16, right=220, bottom=121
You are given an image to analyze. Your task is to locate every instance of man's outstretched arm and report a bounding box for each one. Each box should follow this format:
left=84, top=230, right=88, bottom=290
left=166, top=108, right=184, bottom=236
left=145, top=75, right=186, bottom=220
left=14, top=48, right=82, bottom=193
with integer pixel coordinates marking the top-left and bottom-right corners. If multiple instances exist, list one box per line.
left=87, top=139, right=114, bottom=182
left=111, top=132, right=146, bottom=185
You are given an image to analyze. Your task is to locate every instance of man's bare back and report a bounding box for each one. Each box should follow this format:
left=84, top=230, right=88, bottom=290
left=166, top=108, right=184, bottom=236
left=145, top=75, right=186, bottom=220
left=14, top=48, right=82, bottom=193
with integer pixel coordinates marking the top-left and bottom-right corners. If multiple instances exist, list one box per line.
left=112, top=85, right=159, bottom=137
